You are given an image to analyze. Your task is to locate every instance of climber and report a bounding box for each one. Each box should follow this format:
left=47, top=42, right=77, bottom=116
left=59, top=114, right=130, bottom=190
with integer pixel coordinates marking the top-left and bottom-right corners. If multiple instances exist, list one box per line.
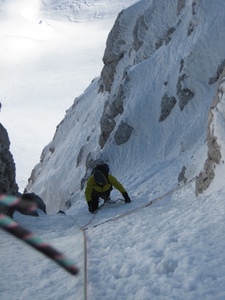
left=85, top=163, right=131, bottom=213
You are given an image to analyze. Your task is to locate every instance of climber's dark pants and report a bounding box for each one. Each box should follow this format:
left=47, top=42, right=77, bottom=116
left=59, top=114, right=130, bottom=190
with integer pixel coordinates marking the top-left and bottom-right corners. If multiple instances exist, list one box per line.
left=91, top=189, right=111, bottom=210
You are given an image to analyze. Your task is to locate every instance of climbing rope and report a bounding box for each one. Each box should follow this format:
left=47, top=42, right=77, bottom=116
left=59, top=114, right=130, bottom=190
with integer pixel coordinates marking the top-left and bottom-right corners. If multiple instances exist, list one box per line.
left=78, top=176, right=196, bottom=299
left=0, top=195, right=79, bottom=276
left=83, top=177, right=196, bottom=230
left=81, top=228, right=88, bottom=300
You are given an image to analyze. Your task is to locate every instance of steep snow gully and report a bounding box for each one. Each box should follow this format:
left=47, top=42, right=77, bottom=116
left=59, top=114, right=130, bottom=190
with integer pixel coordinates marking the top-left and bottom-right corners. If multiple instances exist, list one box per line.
left=76, top=176, right=196, bottom=300
left=2, top=0, right=225, bottom=299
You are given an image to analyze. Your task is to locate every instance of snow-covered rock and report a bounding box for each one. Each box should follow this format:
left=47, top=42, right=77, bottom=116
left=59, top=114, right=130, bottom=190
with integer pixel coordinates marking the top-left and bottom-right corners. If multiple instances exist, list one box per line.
left=26, top=0, right=225, bottom=213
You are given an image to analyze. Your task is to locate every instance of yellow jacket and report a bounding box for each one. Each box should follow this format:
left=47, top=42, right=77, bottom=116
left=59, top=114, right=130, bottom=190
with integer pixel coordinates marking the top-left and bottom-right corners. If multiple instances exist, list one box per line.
left=85, top=174, right=126, bottom=202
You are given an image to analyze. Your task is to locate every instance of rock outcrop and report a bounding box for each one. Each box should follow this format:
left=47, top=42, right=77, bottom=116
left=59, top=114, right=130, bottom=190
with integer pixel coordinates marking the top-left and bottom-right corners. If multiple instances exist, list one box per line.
left=0, top=123, right=18, bottom=216
left=20, top=192, right=47, bottom=216
left=195, top=69, right=225, bottom=196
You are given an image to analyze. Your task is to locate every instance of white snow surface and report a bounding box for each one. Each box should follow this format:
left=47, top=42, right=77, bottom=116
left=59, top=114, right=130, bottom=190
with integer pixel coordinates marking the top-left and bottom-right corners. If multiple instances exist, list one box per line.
left=1, top=0, right=225, bottom=300
left=0, top=0, right=138, bottom=191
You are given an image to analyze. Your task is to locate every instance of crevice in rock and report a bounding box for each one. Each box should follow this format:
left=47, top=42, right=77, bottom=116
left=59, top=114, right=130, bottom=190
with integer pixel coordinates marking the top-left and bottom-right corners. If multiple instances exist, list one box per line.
left=159, top=94, right=177, bottom=122
left=176, top=74, right=195, bottom=110
left=114, top=121, right=133, bottom=145
left=177, top=0, right=186, bottom=16
left=99, top=83, right=126, bottom=148
left=178, top=166, right=187, bottom=184
left=208, top=59, right=225, bottom=85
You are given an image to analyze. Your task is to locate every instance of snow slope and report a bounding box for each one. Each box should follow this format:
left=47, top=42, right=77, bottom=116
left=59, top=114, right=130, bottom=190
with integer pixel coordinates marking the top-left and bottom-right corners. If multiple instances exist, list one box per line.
left=0, top=0, right=138, bottom=191
left=2, top=156, right=225, bottom=299
left=26, top=0, right=225, bottom=213
left=1, top=0, right=225, bottom=299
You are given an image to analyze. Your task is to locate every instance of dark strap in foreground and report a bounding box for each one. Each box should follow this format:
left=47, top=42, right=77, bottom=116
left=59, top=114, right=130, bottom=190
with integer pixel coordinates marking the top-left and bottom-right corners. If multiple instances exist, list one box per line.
left=0, top=195, right=79, bottom=275
left=0, top=194, right=37, bottom=212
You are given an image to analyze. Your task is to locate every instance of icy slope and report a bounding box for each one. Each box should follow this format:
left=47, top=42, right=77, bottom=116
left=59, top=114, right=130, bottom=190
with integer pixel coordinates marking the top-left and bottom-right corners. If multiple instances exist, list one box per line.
left=26, top=0, right=225, bottom=214
left=0, top=0, right=139, bottom=191
left=3, top=126, right=225, bottom=299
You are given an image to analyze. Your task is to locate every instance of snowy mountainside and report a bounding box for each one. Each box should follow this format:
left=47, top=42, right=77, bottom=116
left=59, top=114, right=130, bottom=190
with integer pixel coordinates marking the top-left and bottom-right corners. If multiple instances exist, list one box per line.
left=26, top=0, right=225, bottom=214
left=40, top=0, right=139, bottom=22
left=0, top=0, right=139, bottom=192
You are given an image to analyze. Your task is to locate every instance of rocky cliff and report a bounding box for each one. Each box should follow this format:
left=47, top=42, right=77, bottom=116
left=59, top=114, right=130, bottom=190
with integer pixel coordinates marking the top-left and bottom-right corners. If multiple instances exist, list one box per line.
left=0, top=123, right=18, bottom=216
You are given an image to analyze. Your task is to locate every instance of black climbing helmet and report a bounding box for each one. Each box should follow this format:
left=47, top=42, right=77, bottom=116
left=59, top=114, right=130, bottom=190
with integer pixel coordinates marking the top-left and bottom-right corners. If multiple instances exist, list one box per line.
left=93, top=170, right=107, bottom=186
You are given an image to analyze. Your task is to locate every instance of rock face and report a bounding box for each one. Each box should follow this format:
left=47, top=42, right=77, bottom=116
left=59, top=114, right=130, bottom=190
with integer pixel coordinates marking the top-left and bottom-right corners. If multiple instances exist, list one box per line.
left=0, top=123, right=19, bottom=216
left=20, top=193, right=47, bottom=216
left=98, top=0, right=198, bottom=147
left=195, top=69, right=225, bottom=196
